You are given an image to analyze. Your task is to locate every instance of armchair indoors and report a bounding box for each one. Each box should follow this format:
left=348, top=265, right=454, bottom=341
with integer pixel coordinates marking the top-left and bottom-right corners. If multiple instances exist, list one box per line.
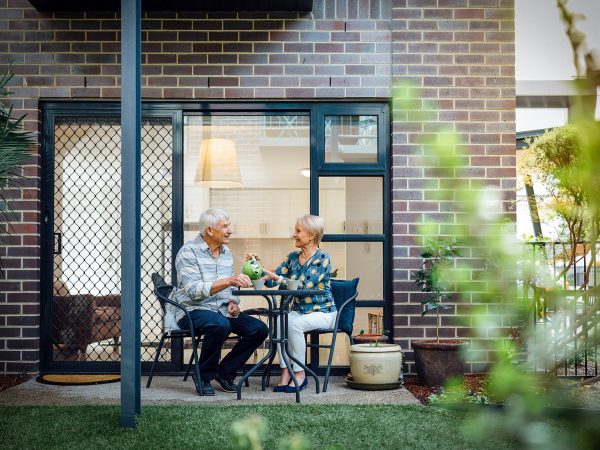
left=52, top=292, right=121, bottom=359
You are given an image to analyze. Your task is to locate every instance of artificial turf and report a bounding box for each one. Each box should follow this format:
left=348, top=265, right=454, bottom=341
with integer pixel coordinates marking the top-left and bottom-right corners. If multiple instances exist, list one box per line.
left=0, top=404, right=519, bottom=449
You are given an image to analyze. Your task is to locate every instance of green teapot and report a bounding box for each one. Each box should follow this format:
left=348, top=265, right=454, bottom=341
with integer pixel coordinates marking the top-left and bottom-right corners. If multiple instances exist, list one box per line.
left=242, top=257, right=263, bottom=280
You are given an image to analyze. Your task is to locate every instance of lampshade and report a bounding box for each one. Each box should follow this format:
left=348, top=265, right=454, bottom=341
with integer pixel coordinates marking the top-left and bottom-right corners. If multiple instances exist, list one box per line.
left=194, top=138, right=242, bottom=188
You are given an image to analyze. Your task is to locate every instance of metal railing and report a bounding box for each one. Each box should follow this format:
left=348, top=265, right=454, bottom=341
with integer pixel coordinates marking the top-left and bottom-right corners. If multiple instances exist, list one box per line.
left=523, top=241, right=599, bottom=378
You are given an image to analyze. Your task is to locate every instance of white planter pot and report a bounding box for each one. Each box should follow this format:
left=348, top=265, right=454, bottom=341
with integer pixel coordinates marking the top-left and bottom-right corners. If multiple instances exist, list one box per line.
left=349, top=343, right=403, bottom=384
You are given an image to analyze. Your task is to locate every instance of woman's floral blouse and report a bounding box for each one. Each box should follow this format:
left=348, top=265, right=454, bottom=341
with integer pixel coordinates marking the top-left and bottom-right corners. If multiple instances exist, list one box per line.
left=266, top=249, right=335, bottom=314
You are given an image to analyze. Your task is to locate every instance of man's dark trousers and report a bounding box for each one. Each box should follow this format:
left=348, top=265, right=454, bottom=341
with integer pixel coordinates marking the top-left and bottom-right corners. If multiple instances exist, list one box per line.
left=182, top=310, right=268, bottom=382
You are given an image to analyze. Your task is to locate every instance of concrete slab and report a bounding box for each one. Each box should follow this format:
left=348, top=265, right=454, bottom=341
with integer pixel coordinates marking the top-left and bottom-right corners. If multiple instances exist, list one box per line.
left=0, top=376, right=420, bottom=406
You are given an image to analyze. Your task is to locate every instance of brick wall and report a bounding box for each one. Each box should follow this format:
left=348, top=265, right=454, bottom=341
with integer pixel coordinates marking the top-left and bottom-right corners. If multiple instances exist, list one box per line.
left=390, top=0, right=515, bottom=373
left=0, top=0, right=515, bottom=374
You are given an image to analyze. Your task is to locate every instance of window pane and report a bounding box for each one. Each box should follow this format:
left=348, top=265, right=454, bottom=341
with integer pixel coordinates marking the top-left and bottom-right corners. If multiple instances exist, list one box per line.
left=319, top=177, right=382, bottom=234
left=320, top=242, right=383, bottom=300
left=325, top=115, right=378, bottom=163
left=183, top=114, right=310, bottom=274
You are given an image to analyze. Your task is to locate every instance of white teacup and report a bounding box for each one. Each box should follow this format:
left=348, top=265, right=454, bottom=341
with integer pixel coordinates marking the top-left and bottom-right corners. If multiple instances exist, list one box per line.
left=286, top=279, right=300, bottom=290
left=251, top=279, right=265, bottom=290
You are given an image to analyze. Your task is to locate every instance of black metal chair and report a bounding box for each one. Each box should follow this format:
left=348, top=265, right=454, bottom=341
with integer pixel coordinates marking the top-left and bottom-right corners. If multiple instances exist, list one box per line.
left=305, top=278, right=359, bottom=392
left=148, top=273, right=259, bottom=390
left=146, top=278, right=204, bottom=395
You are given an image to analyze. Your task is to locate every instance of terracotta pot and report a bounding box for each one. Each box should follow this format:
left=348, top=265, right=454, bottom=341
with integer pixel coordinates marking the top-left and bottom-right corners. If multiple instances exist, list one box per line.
left=349, top=343, right=403, bottom=384
left=412, top=340, right=467, bottom=386
left=352, top=333, right=389, bottom=344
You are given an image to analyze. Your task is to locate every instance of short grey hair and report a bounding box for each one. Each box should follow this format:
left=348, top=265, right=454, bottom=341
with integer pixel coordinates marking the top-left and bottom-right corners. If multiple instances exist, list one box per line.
left=199, top=208, right=229, bottom=237
left=297, top=214, right=325, bottom=245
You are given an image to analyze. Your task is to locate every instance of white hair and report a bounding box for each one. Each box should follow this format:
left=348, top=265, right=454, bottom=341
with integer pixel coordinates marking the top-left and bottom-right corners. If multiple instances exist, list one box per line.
left=199, top=208, right=229, bottom=237
left=297, top=214, right=325, bottom=245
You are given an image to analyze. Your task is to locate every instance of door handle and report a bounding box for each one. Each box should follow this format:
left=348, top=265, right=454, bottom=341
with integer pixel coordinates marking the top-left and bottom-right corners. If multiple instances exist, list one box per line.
left=54, top=232, right=62, bottom=255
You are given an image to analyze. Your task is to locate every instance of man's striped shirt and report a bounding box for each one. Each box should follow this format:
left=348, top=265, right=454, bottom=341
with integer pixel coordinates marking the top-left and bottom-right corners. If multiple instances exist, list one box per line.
left=170, top=234, right=239, bottom=323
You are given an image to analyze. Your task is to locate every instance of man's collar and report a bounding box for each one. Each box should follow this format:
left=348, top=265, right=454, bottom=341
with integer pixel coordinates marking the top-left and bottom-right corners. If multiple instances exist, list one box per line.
left=194, top=234, right=229, bottom=254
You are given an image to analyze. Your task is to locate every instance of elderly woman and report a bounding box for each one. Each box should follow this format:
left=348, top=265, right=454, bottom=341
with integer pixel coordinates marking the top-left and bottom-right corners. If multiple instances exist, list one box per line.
left=261, top=214, right=336, bottom=393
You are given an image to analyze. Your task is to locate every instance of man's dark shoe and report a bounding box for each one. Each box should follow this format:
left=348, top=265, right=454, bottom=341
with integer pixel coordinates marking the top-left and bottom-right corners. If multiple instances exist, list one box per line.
left=201, top=383, right=215, bottom=396
left=191, top=372, right=215, bottom=396
left=215, top=376, right=237, bottom=393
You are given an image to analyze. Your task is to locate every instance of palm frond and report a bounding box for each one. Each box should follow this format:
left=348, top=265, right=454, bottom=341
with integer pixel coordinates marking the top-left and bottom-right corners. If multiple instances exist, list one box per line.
left=0, top=65, right=36, bottom=269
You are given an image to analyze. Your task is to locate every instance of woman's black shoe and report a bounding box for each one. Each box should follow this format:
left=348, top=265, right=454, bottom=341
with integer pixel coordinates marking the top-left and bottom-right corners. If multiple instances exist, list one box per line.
left=283, top=378, right=308, bottom=393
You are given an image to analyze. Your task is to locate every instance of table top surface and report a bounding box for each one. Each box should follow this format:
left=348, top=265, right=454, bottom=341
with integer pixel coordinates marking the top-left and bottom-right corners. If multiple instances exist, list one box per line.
left=232, top=288, right=325, bottom=296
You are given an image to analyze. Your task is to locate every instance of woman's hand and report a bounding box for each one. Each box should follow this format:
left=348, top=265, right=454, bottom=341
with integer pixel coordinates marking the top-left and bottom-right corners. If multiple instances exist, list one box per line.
left=245, top=253, right=260, bottom=261
left=261, top=268, right=280, bottom=281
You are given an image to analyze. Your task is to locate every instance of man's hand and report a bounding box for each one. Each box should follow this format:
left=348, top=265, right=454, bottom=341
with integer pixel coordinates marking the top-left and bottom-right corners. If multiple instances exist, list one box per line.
left=227, top=301, right=241, bottom=317
left=228, top=273, right=252, bottom=288
left=245, top=253, right=260, bottom=261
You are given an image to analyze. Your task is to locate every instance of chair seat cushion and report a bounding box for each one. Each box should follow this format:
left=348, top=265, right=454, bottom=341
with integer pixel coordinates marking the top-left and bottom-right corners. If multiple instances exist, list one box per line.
left=93, top=306, right=119, bottom=323
left=164, top=303, right=181, bottom=333
left=331, top=278, right=359, bottom=335
left=308, top=328, right=336, bottom=334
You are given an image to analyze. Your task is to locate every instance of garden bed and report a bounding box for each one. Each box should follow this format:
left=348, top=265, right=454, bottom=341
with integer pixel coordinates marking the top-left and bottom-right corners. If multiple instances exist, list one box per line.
left=403, top=374, right=489, bottom=405
left=0, top=374, right=32, bottom=392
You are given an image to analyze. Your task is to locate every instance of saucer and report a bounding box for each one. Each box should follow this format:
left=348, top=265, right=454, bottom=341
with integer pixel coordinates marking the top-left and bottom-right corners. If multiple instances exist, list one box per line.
left=344, top=374, right=403, bottom=391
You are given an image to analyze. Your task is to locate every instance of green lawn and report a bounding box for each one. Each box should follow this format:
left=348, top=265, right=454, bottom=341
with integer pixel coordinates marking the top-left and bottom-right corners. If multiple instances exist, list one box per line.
left=0, top=404, right=518, bottom=450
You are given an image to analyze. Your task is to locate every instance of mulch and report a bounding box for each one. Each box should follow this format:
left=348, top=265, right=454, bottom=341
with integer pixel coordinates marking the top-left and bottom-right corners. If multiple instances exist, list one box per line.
left=403, top=374, right=488, bottom=405
left=0, top=374, right=33, bottom=392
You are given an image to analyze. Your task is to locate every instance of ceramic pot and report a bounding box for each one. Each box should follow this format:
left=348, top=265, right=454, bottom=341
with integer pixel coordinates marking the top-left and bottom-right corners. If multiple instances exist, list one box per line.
left=349, top=343, right=403, bottom=384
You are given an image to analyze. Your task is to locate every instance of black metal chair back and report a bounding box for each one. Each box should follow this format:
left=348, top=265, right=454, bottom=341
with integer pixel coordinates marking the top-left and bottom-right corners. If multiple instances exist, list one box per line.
left=305, top=278, right=359, bottom=392
left=154, top=284, right=173, bottom=316
left=146, top=273, right=204, bottom=395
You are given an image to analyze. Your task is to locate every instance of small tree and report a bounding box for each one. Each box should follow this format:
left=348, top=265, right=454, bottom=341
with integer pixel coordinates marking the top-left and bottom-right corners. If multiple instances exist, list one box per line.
left=412, top=237, right=460, bottom=342
left=520, top=124, right=598, bottom=280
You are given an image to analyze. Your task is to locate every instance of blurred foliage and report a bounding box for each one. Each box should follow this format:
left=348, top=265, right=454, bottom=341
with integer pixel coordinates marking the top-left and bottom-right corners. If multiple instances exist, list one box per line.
left=394, top=1, right=600, bottom=448
left=231, top=415, right=311, bottom=450
left=231, top=415, right=268, bottom=450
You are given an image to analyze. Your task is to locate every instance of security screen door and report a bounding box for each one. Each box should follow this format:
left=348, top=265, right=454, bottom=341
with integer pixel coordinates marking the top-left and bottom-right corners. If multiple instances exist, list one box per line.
left=42, top=108, right=177, bottom=372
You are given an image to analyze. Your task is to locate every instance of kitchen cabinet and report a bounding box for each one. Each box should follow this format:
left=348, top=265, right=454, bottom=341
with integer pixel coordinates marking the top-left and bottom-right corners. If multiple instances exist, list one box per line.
left=214, top=189, right=309, bottom=238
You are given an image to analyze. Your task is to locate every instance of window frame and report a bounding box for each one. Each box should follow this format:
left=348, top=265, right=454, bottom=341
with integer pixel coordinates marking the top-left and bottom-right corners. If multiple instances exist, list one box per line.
left=41, top=100, right=391, bottom=375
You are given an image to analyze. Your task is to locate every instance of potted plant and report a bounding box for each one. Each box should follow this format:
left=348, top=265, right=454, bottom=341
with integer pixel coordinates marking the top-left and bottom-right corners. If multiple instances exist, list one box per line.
left=348, top=329, right=403, bottom=388
left=352, top=328, right=389, bottom=345
left=411, top=237, right=467, bottom=386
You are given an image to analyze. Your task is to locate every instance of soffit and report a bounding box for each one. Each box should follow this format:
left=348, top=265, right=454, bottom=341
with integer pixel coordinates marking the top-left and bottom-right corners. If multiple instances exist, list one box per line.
left=29, top=0, right=313, bottom=12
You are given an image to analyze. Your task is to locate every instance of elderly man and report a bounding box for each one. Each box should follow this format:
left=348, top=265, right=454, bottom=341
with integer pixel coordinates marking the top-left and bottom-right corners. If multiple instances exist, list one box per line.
left=171, top=208, right=268, bottom=395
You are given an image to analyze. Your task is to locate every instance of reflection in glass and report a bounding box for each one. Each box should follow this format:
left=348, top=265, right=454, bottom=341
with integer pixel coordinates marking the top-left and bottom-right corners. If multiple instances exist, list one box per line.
left=325, top=115, right=378, bottom=163
left=183, top=115, right=310, bottom=313
left=320, top=242, right=383, bottom=301
left=319, top=177, right=382, bottom=234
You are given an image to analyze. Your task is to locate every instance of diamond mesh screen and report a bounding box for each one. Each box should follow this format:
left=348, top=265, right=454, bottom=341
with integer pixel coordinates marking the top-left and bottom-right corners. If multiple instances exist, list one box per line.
left=51, top=116, right=173, bottom=364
